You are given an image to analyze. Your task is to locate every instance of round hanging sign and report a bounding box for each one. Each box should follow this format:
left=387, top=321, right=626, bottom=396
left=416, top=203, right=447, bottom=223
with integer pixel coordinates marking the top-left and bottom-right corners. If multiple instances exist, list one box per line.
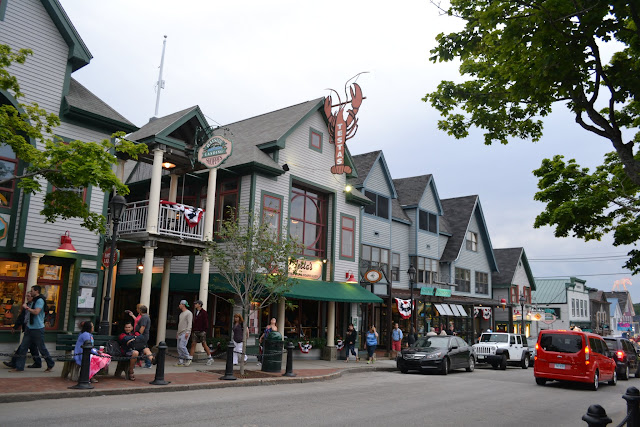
left=198, top=136, right=233, bottom=169
left=364, top=269, right=382, bottom=283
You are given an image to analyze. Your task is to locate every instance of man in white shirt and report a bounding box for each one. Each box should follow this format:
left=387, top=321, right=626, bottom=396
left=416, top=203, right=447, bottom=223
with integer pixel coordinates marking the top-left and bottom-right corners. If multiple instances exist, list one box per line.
left=176, top=300, right=193, bottom=366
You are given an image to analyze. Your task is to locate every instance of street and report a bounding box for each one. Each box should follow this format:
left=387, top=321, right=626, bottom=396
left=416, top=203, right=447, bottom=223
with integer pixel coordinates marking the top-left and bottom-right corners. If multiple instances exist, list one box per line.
left=0, top=364, right=633, bottom=426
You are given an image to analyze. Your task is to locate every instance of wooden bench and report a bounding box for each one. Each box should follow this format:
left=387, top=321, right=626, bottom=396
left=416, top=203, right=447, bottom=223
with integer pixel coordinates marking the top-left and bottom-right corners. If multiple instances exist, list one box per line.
left=56, top=333, right=115, bottom=380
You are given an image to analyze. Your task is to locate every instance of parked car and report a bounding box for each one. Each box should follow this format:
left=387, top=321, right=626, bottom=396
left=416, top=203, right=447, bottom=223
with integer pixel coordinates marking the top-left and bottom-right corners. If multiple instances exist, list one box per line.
left=603, top=337, right=640, bottom=380
left=397, top=335, right=475, bottom=375
left=534, top=330, right=617, bottom=391
left=526, top=336, right=537, bottom=366
left=473, top=332, right=531, bottom=369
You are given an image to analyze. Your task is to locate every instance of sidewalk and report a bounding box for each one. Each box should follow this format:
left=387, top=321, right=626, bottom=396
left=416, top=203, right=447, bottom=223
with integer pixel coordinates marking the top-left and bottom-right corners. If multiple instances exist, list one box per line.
left=0, top=353, right=396, bottom=403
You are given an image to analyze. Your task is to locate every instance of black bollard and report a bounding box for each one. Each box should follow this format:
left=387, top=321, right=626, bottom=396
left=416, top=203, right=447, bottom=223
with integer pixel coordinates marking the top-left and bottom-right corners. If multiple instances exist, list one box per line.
left=622, top=386, right=640, bottom=427
left=283, top=341, right=296, bottom=377
left=69, top=340, right=94, bottom=390
left=150, top=341, right=170, bottom=385
left=581, top=404, right=611, bottom=426
left=219, top=341, right=236, bottom=380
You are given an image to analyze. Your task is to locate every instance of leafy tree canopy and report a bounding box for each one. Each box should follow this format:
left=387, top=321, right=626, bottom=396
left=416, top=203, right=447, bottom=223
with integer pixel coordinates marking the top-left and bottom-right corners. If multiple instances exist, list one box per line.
left=0, top=45, right=147, bottom=233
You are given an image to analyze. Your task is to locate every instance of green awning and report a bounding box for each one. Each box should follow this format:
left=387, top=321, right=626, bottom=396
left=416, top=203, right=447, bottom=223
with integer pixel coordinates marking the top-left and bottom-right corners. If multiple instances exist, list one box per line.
left=284, top=278, right=382, bottom=303
left=116, top=273, right=233, bottom=293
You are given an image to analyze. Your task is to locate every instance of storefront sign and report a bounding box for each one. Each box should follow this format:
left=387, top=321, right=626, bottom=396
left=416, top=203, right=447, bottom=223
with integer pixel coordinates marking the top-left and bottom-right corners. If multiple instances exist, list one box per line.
left=421, top=287, right=435, bottom=296
left=198, top=136, right=233, bottom=169
left=364, top=269, right=382, bottom=283
left=289, top=259, right=323, bottom=280
left=435, top=288, right=451, bottom=297
left=102, top=248, right=120, bottom=268
left=324, top=82, right=364, bottom=175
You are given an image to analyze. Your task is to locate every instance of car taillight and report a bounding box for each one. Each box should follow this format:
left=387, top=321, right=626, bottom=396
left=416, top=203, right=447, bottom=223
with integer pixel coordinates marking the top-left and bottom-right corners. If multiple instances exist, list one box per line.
left=617, top=351, right=624, bottom=360
left=585, top=346, right=590, bottom=363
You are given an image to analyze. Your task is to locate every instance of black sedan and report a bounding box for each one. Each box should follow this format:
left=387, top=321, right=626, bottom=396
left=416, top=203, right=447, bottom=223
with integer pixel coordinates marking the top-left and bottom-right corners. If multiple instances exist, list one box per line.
left=397, top=335, right=475, bottom=375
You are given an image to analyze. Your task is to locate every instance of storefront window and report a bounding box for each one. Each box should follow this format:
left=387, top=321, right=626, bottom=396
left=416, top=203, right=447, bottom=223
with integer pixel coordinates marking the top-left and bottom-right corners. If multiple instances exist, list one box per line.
left=0, top=260, right=27, bottom=329
left=37, top=264, right=63, bottom=330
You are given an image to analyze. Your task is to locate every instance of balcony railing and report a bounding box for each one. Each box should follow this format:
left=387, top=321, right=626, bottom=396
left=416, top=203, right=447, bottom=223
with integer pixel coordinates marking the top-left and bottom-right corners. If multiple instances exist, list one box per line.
left=111, top=200, right=205, bottom=241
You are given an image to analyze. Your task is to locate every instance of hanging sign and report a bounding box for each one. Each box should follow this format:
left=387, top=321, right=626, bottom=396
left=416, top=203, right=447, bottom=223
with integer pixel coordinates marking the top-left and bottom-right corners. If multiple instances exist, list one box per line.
left=324, top=82, right=364, bottom=175
left=421, top=287, right=435, bottom=296
left=435, top=288, right=451, bottom=297
left=364, top=269, right=382, bottom=283
left=198, top=136, right=233, bottom=169
left=102, top=248, right=120, bottom=268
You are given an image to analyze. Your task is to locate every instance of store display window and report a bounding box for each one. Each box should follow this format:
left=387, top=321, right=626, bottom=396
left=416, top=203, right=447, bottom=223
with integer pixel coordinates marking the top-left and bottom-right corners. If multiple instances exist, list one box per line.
left=0, top=260, right=27, bottom=329
left=37, top=264, right=63, bottom=330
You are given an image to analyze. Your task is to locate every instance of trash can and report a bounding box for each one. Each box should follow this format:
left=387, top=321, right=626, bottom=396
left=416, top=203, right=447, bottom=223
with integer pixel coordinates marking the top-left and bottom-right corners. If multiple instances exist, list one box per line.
left=261, top=331, right=284, bottom=372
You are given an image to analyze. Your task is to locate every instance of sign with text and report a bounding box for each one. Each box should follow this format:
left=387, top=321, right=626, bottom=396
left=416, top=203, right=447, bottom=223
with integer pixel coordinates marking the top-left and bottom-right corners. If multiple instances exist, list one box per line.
left=421, top=287, right=435, bottom=296
left=435, top=288, right=451, bottom=297
left=289, top=259, right=323, bottom=280
left=102, top=248, right=120, bottom=268
left=198, top=136, right=233, bottom=169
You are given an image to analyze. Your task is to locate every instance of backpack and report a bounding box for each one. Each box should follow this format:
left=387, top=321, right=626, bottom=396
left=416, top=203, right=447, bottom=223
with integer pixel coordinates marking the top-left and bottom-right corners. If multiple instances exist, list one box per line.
left=105, top=340, right=122, bottom=357
left=29, top=295, right=48, bottom=325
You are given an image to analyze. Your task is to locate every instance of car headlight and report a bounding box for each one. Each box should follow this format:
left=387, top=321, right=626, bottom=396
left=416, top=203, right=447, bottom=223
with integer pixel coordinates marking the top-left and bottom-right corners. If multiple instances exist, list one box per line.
left=424, top=352, right=442, bottom=360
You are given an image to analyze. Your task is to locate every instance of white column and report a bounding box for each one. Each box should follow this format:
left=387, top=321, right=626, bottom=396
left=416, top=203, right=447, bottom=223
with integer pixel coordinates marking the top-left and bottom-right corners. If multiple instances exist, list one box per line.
left=146, top=147, right=165, bottom=234
left=27, top=253, right=44, bottom=291
left=140, top=244, right=155, bottom=308
left=116, top=158, right=126, bottom=182
left=278, top=298, right=286, bottom=337
left=168, top=174, right=178, bottom=202
left=327, top=301, right=336, bottom=347
left=198, top=168, right=217, bottom=310
left=156, top=257, right=171, bottom=345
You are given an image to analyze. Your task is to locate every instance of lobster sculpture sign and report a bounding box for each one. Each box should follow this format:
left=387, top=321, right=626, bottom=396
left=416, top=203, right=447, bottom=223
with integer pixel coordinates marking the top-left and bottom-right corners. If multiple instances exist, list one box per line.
left=324, top=81, right=364, bottom=175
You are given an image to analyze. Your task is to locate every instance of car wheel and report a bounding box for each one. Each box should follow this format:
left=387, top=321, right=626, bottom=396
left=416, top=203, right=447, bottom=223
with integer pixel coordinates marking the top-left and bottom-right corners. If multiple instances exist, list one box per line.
left=521, top=354, right=530, bottom=369
left=500, top=354, right=507, bottom=370
left=466, top=356, right=475, bottom=372
left=491, top=363, right=498, bottom=370
left=535, top=377, right=546, bottom=386
left=591, top=370, right=599, bottom=391
left=400, top=368, right=408, bottom=374
left=609, top=369, right=617, bottom=386
left=622, top=365, right=629, bottom=380
left=440, top=357, right=449, bottom=375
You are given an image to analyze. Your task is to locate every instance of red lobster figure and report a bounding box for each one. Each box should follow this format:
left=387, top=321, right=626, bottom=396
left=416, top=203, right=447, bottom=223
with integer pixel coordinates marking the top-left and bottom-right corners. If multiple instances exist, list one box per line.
left=324, top=81, right=364, bottom=175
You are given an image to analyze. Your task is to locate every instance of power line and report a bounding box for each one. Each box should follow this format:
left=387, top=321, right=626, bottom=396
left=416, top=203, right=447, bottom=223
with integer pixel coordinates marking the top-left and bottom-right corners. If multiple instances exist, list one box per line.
left=529, top=256, right=628, bottom=262
left=534, top=273, right=632, bottom=278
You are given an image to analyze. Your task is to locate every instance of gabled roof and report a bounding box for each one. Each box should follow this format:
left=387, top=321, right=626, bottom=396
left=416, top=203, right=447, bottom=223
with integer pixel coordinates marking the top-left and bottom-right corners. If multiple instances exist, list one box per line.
left=491, top=248, right=536, bottom=290
left=533, top=279, right=569, bottom=304
left=62, top=78, right=137, bottom=132
left=391, top=199, right=411, bottom=223
left=604, top=291, right=634, bottom=316
left=41, top=0, right=92, bottom=71
left=393, top=175, right=433, bottom=207
left=348, top=151, right=381, bottom=187
left=127, top=106, right=199, bottom=143
left=439, top=196, right=497, bottom=271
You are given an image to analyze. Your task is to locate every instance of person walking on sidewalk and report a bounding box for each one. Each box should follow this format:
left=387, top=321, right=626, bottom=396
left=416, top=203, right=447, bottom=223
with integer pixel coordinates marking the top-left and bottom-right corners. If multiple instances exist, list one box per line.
left=232, top=314, right=248, bottom=365
left=391, top=323, right=403, bottom=359
left=344, top=323, right=359, bottom=363
left=11, top=285, right=55, bottom=373
left=189, top=300, right=213, bottom=365
left=176, top=300, right=193, bottom=367
left=4, top=291, right=40, bottom=369
left=365, top=325, right=378, bottom=365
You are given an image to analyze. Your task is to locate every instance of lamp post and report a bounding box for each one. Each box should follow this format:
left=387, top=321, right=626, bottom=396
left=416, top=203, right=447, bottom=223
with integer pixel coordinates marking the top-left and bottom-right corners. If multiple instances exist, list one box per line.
left=99, top=194, right=127, bottom=335
left=519, top=293, right=526, bottom=336
left=407, top=265, right=417, bottom=346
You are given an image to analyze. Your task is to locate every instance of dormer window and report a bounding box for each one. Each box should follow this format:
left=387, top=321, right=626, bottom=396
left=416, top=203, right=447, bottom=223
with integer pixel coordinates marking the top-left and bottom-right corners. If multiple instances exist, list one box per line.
left=418, top=210, right=437, bottom=233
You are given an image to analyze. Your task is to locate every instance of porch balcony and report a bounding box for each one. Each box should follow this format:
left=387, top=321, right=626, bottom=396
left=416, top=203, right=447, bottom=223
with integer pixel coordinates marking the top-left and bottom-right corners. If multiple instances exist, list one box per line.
left=109, top=199, right=206, bottom=241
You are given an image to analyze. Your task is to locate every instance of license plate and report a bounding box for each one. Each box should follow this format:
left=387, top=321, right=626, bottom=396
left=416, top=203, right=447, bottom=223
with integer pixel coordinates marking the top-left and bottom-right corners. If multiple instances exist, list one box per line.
left=477, top=355, right=485, bottom=360
left=554, top=363, right=565, bottom=369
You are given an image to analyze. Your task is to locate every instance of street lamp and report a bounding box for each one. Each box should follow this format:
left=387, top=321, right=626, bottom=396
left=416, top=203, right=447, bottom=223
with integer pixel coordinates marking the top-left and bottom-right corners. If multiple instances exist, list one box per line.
left=519, top=293, right=526, bottom=336
left=407, top=265, right=417, bottom=346
left=99, top=194, right=127, bottom=335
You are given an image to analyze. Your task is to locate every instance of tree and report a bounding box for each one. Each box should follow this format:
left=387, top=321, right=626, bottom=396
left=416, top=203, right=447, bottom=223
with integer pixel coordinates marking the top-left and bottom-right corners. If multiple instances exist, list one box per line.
left=0, top=45, right=147, bottom=233
left=200, top=209, right=301, bottom=375
left=424, top=1, right=640, bottom=268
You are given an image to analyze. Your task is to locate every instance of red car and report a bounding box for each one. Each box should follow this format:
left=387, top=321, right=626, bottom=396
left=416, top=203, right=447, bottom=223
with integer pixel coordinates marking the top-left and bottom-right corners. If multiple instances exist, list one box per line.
left=534, top=330, right=617, bottom=391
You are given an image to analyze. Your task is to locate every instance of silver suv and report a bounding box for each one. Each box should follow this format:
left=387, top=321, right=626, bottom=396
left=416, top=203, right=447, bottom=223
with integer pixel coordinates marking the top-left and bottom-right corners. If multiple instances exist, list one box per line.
left=473, top=332, right=531, bottom=370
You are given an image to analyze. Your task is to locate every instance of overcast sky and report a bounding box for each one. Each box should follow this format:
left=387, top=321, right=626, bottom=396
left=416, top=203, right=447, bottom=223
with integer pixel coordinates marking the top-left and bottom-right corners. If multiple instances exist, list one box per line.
left=58, top=0, right=639, bottom=302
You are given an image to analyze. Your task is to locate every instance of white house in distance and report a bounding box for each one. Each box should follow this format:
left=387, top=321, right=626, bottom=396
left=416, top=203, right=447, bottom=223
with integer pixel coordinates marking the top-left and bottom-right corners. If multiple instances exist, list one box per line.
left=532, top=277, right=591, bottom=334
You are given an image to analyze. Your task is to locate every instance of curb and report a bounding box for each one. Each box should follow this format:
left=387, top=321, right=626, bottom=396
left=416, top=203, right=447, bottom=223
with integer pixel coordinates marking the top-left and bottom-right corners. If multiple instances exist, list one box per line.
left=0, top=366, right=396, bottom=403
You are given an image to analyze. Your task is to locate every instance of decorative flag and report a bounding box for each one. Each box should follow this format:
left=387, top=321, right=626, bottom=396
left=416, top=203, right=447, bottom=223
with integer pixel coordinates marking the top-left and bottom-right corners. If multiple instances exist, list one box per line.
left=299, top=342, right=313, bottom=353
left=336, top=340, right=344, bottom=350
left=161, top=200, right=204, bottom=228
left=395, top=298, right=412, bottom=319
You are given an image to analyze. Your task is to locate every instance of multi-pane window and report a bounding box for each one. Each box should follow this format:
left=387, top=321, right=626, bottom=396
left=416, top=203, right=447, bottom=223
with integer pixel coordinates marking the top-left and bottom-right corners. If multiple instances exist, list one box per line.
left=510, top=285, right=519, bottom=304
left=410, top=256, right=437, bottom=284
left=363, top=191, right=389, bottom=219
left=522, top=286, right=531, bottom=304
left=455, top=268, right=471, bottom=292
left=418, top=210, right=437, bottom=233
left=0, top=144, right=18, bottom=208
left=290, top=186, right=327, bottom=258
left=571, top=299, right=575, bottom=317
left=309, top=129, right=322, bottom=152
left=391, top=252, right=400, bottom=282
left=466, top=231, right=478, bottom=251
left=52, top=186, right=87, bottom=203
left=361, top=244, right=389, bottom=281
left=209, top=178, right=239, bottom=233
left=261, top=193, right=282, bottom=237
left=340, top=214, right=355, bottom=260
left=475, top=272, right=488, bottom=294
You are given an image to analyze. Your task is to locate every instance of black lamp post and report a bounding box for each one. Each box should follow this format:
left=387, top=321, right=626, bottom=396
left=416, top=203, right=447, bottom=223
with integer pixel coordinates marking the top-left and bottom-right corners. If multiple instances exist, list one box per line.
left=407, top=265, right=417, bottom=346
left=519, top=293, right=526, bottom=336
left=99, top=194, right=127, bottom=335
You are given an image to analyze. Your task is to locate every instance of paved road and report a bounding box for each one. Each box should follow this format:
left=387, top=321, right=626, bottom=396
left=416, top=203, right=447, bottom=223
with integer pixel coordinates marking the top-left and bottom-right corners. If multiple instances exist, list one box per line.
left=0, top=365, right=634, bottom=426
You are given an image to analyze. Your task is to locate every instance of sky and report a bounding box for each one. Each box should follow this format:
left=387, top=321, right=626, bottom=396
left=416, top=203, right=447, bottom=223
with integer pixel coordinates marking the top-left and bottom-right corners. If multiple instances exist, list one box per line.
left=58, top=0, right=638, bottom=302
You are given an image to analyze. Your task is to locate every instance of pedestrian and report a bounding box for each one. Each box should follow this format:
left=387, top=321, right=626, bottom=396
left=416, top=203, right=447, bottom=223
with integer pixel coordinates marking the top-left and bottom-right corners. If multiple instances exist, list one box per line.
left=344, top=323, right=359, bottom=362
left=11, top=285, right=55, bottom=372
left=258, top=317, right=278, bottom=366
left=189, top=300, right=214, bottom=365
left=365, top=325, right=378, bottom=364
left=74, top=321, right=110, bottom=383
left=126, top=304, right=152, bottom=368
left=427, top=327, right=437, bottom=336
left=132, top=305, right=154, bottom=366
left=232, top=313, right=248, bottom=365
left=439, top=329, right=448, bottom=336
left=4, top=291, right=40, bottom=369
left=176, top=300, right=193, bottom=366
left=118, top=321, right=138, bottom=381
left=447, top=323, right=455, bottom=336
left=391, top=322, right=403, bottom=359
